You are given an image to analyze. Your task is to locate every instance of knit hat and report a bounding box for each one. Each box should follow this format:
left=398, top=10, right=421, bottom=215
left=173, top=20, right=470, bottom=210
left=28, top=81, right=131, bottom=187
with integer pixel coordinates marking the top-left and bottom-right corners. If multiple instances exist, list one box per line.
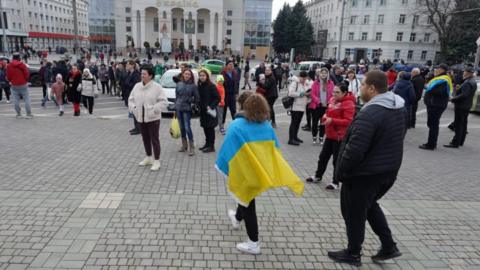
left=216, top=75, right=224, bottom=83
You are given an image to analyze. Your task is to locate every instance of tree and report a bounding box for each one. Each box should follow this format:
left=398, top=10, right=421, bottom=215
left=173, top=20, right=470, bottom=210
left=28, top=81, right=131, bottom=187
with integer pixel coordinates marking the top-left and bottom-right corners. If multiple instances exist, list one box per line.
left=286, top=1, right=314, bottom=55
left=272, top=4, right=291, bottom=54
left=155, top=39, right=160, bottom=48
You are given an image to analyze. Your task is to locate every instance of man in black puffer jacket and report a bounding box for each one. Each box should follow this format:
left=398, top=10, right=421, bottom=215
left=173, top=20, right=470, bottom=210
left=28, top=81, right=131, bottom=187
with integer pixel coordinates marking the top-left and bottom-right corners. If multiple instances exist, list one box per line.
left=328, top=71, right=406, bottom=267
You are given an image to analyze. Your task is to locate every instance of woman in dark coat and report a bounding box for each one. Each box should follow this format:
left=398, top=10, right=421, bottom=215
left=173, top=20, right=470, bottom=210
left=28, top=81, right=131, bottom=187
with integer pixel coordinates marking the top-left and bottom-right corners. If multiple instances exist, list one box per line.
left=67, top=64, right=83, bottom=116
left=393, top=71, right=416, bottom=129
left=262, top=67, right=278, bottom=128
left=198, top=69, right=220, bottom=153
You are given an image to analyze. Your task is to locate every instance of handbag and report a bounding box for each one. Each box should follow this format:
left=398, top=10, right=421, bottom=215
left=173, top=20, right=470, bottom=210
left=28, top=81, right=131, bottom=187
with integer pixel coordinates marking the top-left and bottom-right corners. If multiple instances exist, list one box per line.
left=207, top=106, right=217, bottom=118
left=169, top=116, right=181, bottom=139
left=282, top=82, right=297, bottom=110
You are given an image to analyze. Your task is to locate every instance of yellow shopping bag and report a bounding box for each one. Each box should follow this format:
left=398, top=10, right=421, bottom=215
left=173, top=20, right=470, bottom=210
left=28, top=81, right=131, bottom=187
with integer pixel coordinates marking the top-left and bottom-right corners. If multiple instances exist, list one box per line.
left=169, top=116, right=181, bottom=139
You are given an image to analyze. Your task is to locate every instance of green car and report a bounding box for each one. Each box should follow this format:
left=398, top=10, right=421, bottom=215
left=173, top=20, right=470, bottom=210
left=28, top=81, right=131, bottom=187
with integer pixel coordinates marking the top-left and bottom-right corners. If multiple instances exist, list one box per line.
left=201, top=59, right=225, bottom=74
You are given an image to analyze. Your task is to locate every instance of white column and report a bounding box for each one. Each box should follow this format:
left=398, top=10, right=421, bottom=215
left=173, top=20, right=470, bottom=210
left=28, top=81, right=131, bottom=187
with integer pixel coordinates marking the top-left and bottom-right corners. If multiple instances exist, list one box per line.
left=131, top=10, right=138, bottom=48
left=191, top=11, right=197, bottom=50
left=209, top=11, right=215, bottom=49
left=157, top=10, right=162, bottom=43
left=140, top=10, right=146, bottom=46
left=217, top=12, right=224, bottom=50
left=183, top=10, right=189, bottom=49
left=167, top=10, right=172, bottom=39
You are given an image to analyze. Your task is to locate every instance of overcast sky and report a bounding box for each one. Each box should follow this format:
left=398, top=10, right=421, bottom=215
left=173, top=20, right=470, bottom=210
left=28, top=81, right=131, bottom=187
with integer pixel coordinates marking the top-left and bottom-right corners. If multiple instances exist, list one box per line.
left=272, top=0, right=304, bottom=21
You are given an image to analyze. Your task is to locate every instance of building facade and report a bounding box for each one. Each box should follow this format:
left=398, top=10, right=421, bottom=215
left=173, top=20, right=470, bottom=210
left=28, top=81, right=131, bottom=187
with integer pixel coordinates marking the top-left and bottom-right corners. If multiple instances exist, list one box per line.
left=1, top=0, right=89, bottom=53
left=305, top=0, right=440, bottom=64
left=88, top=0, right=116, bottom=52
left=115, top=0, right=272, bottom=57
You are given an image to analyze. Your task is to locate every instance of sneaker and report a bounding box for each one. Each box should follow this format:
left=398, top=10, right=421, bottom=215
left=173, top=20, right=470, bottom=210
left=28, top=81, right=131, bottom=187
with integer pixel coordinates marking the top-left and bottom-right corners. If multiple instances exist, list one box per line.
left=371, top=246, right=402, bottom=262
left=319, top=137, right=324, bottom=144
left=313, top=137, right=318, bottom=145
left=15, top=114, right=22, bottom=119
left=220, top=128, right=226, bottom=135
left=24, top=114, right=33, bottom=119
left=138, top=156, right=153, bottom=166
left=306, top=176, right=321, bottom=183
left=6, top=100, right=10, bottom=104
left=202, top=146, right=215, bottom=153
left=328, top=249, right=361, bottom=266
left=150, top=160, right=161, bottom=171
left=59, top=111, right=64, bottom=116
left=227, top=209, right=241, bottom=230
left=301, top=125, right=311, bottom=131
left=236, top=240, right=261, bottom=255
left=326, top=183, right=339, bottom=190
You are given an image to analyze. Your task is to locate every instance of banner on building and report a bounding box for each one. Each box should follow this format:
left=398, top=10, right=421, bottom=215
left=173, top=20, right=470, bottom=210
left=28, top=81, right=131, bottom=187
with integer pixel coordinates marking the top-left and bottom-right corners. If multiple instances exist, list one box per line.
left=161, top=38, right=171, bottom=53
left=317, top=30, right=328, bottom=48
left=185, top=19, right=195, bottom=34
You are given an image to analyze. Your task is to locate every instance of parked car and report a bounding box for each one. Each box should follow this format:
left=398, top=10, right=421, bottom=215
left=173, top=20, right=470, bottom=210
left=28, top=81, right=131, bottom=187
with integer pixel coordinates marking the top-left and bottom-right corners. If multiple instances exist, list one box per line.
left=178, top=61, right=201, bottom=70
left=291, top=61, right=325, bottom=77
left=156, top=69, right=199, bottom=115
left=201, top=59, right=224, bottom=74
left=470, top=77, right=480, bottom=113
left=0, top=56, right=42, bottom=87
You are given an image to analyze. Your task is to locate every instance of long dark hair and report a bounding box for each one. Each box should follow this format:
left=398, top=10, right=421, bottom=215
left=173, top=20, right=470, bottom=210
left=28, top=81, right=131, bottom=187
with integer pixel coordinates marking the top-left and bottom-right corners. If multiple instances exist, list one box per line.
left=198, top=69, right=213, bottom=87
left=182, top=69, right=195, bottom=84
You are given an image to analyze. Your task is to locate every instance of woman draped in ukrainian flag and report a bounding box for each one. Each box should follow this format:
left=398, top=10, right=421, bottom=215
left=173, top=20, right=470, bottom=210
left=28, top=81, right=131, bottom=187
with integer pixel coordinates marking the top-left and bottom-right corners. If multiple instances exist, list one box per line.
left=215, top=92, right=304, bottom=255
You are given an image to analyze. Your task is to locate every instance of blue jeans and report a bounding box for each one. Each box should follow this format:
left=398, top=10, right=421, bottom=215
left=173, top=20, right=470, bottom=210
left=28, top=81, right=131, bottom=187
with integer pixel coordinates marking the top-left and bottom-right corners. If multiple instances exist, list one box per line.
left=177, top=110, right=193, bottom=141
left=11, top=85, right=32, bottom=116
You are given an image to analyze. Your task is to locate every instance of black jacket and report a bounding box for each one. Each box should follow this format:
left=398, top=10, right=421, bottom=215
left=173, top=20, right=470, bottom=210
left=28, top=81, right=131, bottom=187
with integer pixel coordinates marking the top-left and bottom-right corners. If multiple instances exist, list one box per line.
left=198, top=82, right=220, bottom=128
left=335, top=97, right=407, bottom=182
left=123, top=69, right=141, bottom=93
left=262, top=74, right=278, bottom=99
left=255, top=67, right=265, bottom=82
left=411, top=75, right=425, bottom=102
left=423, top=75, right=450, bottom=109
left=393, top=79, right=415, bottom=108
left=451, top=77, right=477, bottom=111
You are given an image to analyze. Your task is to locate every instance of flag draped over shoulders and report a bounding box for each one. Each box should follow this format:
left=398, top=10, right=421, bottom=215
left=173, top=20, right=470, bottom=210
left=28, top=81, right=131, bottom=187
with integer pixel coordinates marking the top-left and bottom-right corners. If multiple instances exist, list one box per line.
left=215, top=117, right=304, bottom=207
left=425, top=75, right=453, bottom=96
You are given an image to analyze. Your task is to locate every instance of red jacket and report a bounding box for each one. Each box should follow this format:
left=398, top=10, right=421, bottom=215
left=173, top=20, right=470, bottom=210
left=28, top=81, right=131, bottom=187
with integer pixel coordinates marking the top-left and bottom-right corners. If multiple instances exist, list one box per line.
left=6, top=60, right=29, bottom=86
left=322, top=93, right=356, bottom=141
left=386, top=70, right=397, bottom=87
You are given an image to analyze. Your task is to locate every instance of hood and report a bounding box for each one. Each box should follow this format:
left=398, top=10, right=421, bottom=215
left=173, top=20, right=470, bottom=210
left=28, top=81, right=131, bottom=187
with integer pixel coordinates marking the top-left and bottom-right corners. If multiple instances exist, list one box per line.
left=9, top=60, right=24, bottom=67
left=362, top=91, right=404, bottom=110
left=343, top=93, right=357, bottom=103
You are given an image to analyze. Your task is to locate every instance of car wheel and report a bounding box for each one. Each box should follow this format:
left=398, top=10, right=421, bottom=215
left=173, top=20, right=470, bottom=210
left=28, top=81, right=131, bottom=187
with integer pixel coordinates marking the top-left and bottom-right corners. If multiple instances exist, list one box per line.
left=30, top=74, right=42, bottom=87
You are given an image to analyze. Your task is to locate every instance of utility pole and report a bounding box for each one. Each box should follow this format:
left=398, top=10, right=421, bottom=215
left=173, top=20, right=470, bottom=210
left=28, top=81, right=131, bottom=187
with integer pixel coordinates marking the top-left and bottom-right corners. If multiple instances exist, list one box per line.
left=337, top=0, right=346, bottom=62
left=0, top=0, right=8, bottom=54
left=72, top=0, right=79, bottom=57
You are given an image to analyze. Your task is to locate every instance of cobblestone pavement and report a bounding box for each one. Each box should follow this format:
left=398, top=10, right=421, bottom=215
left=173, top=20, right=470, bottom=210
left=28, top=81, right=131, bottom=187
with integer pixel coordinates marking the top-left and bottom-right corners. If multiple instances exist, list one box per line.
left=0, top=85, right=479, bottom=270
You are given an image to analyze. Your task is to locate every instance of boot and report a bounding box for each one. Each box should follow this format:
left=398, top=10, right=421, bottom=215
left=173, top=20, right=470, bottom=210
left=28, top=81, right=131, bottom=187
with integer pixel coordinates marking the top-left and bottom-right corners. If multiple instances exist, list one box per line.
left=179, top=138, right=188, bottom=152
left=188, top=141, right=195, bottom=156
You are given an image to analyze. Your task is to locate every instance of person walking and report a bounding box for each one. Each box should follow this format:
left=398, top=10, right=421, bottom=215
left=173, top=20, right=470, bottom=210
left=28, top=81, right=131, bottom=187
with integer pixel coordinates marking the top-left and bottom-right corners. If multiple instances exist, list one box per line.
left=242, top=60, right=252, bottom=90
left=175, top=69, right=200, bottom=156
left=288, top=71, right=312, bottom=145
left=345, top=70, right=361, bottom=98
left=67, top=65, right=83, bottom=116
left=124, top=60, right=142, bottom=135
left=444, top=66, right=477, bottom=148
left=128, top=66, right=167, bottom=171
left=309, top=68, right=334, bottom=145
left=221, top=61, right=239, bottom=126
left=410, top=68, right=425, bottom=128
left=108, top=62, right=116, bottom=96
left=254, top=62, right=266, bottom=83
left=6, top=53, right=32, bottom=119
left=98, top=64, right=109, bottom=95
left=217, top=93, right=304, bottom=255
left=327, top=71, right=405, bottom=266
left=81, top=68, right=98, bottom=115
left=419, top=64, right=452, bottom=150
left=274, top=64, right=283, bottom=90
left=0, top=62, right=11, bottom=104
left=263, top=67, right=278, bottom=128
left=305, top=81, right=355, bottom=189
left=392, top=72, right=415, bottom=129
left=198, top=69, right=220, bottom=153
left=216, top=75, right=226, bottom=135
left=51, top=74, right=65, bottom=116
left=41, top=62, right=53, bottom=107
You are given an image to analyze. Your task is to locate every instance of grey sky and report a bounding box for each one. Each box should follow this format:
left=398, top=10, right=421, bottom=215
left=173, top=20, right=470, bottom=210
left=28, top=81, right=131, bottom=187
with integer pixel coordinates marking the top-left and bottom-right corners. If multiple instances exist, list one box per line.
left=271, top=0, right=304, bottom=21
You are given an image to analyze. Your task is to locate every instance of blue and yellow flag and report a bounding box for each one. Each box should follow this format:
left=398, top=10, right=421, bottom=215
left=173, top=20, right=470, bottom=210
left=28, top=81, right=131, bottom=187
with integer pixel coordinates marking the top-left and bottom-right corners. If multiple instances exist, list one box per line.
left=216, top=117, right=304, bottom=207
left=425, top=75, right=453, bottom=96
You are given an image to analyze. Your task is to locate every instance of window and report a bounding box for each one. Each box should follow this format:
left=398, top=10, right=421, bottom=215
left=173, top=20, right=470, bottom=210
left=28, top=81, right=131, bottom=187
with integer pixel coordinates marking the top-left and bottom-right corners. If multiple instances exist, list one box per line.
left=396, top=32, right=403, bottom=41
left=399, top=14, right=406, bottom=24
left=352, top=0, right=358, bottom=7
left=125, top=7, right=131, bottom=13
left=198, top=19, right=204, bottom=33
left=126, top=17, right=131, bottom=23
left=172, top=18, right=177, bottom=31
left=427, top=16, right=432, bottom=24
left=226, top=29, right=232, bottom=35
left=348, top=32, right=354, bottom=40
left=421, top=50, right=427, bottom=60
left=407, top=50, right=413, bottom=60
left=350, top=16, right=357, bottom=24
left=363, top=15, right=369, bottom=24
left=424, top=33, right=430, bottom=42
left=227, top=10, right=232, bottom=16
left=361, top=32, right=368, bottom=40
left=227, top=20, right=232, bottom=26
left=378, top=14, right=384, bottom=24
left=380, top=0, right=386, bottom=5
left=126, top=26, right=131, bottom=32
left=410, top=33, right=416, bottom=42
left=375, top=32, right=382, bottom=41
left=394, top=50, right=400, bottom=59
left=153, top=17, right=159, bottom=32
left=366, top=0, right=371, bottom=7
left=402, top=0, right=408, bottom=4
left=413, top=15, right=419, bottom=25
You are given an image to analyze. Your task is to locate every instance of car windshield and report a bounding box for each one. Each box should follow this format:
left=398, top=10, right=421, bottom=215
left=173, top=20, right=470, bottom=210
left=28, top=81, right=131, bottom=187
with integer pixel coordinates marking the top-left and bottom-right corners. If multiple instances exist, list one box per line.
left=295, top=64, right=311, bottom=71
left=160, top=73, right=178, bottom=88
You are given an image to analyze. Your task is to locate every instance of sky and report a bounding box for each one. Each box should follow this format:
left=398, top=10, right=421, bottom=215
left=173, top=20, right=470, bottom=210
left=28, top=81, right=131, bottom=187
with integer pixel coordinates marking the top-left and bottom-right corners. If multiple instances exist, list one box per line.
left=272, top=0, right=304, bottom=21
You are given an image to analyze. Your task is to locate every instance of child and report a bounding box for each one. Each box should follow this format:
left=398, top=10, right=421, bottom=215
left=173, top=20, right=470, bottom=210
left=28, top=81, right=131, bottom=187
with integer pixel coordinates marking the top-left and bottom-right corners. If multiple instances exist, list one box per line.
left=51, top=74, right=65, bottom=116
left=216, top=75, right=226, bottom=135
left=255, top=74, right=266, bottom=97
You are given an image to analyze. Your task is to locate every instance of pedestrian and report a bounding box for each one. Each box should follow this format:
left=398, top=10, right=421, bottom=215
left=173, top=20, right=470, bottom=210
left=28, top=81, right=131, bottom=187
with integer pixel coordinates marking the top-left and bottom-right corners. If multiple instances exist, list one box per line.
left=0, top=62, right=11, bottom=104
left=51, top=74, right=65, bottom=116
left=444, top=66, right=477, bottom=148
left=254, top=62, right=265, bottom=83
left=124, top=60, right=142, bottom=135
left=419, top=64, right=452, bottom=150
left=242, top=60, right=252, bottom=90
left=392, top=71, right=415, bottom=128
left=175, top=69, right=200, bottom=156
left=305, top=81, right=355, bottom=189
left=345, top=69, right=360, bottom=98
left=98, top=64, right=109, bottom=95
left=288, top=71, right=312, bottom=145
left=255, top=74, right=266, bottom=96
left=115, top=62, right=127, bottom=98
left=217, top=93, right=304, bottom=255
left=309, top=68, right=334, bottom=145
left=67, top=64, right=83, bottom=116
left=221, top=61, right=239, bottom=126
left=216, top=75, right=226, bottom=135
left=81, top=68, right=98, bottom=115
left=6, top=53, right=32, bottom=119
left=198, top=69, right=220, bottom=153
left=386, top=67, right=397, bottom=88
left=128, top=65, right=167, bottom=171
left=263, top=67, right=278, bottom=128
left=234, top=63, right=242, bottom=93
left=410, top=68, right=425, bottom=128
left=328, top=70, right=405, bottom=266
left=41, top=62, right=53, bottom=107
left=274, top=64, right=283, bottom=90
left=108, top=62, right=116, bottom=96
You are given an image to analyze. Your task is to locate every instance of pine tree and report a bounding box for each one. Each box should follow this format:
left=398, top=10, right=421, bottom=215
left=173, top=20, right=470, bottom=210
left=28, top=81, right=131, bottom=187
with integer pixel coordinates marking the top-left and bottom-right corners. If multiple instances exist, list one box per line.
left=272, top=4, right=291, bottom=54
left=284, top=1, right=314, bottom=55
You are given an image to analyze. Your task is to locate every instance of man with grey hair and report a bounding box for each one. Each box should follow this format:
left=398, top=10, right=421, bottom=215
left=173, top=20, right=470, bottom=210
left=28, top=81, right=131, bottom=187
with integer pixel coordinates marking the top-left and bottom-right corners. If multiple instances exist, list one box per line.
left=410, top=68, right=425, bottom=128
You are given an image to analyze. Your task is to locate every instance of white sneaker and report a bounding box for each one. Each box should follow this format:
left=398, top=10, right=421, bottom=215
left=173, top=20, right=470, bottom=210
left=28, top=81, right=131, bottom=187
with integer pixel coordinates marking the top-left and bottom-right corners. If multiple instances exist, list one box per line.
left=138, top=156, right=153, bottom=166
left=236, top=240, right=261, bottom=255
left=150, top=160, right=161, bottom=171
left=228, top=209, right=241, bottom=230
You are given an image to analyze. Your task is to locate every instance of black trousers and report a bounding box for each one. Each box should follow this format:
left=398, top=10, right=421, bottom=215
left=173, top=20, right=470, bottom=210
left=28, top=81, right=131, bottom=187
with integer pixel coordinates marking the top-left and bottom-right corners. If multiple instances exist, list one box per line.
left=410, top=101, right=418, bottom=127
left=222, top=95, right=236, bottom=124
left=310, top=106, right=326, bottom=138
left=235, top=200, right=258, bottom=242
left=101, top=81, right=109, bottom=94
left=133, top=115, right=140, bottom=131
left=42, top=83, right=48, bottom=99
left=315, top=139, right=340, bottom=183
left=82, top=96, right=94, bottom=114
left=426, top=106, right=446, bottom=147
left=305, top=105, right=312, bottom=128
left=0, top=85, right=11, bottom=101
left=267, top=97, right=276, bottom=125
left=276, top=77, right=282, bottom=90
left=341, top=176, right=397, bottom=254
left=110, top=79, right=116, bottom=94
left=139, top=120, right=161, bottom=160
left=203, top=127, right=215, bottom=147
left=289, top=111, right=304, bottom=141
left=451, top=108, right=469, bottom=146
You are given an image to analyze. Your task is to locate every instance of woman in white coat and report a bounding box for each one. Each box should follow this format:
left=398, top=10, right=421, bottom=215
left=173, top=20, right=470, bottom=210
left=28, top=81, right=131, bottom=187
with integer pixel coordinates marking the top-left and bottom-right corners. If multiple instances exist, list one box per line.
left=81, top=68, right=98, bottom=115
left=128, top=66, right=168, bottom=171
left=288, top=71, right=312, bottom=146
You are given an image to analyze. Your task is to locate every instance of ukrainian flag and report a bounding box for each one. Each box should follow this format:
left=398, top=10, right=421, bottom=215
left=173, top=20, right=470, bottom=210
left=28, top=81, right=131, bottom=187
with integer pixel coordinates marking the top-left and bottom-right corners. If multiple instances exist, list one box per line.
left=216, top=117, right=304, bottom=207
left=426, top=75, right=454, bottom=96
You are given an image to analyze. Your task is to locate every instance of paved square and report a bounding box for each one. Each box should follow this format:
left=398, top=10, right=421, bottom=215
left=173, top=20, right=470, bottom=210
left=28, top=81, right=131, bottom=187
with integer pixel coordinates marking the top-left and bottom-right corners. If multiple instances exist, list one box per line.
left=0, top=86, right=479, bottom=269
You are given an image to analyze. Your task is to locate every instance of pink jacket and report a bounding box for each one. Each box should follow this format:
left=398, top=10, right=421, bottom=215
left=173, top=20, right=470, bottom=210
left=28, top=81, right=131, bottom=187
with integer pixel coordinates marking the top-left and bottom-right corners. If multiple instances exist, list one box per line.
left=309, top=79, right=334, bottom=109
